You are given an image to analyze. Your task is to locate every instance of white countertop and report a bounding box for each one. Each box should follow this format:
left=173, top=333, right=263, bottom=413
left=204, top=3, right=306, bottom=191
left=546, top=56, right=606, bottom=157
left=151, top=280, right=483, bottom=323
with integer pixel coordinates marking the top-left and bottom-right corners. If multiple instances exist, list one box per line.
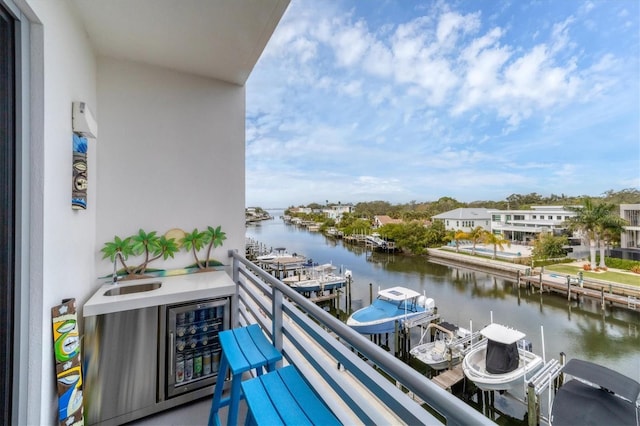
left=83, top=270, right=235, bottom=317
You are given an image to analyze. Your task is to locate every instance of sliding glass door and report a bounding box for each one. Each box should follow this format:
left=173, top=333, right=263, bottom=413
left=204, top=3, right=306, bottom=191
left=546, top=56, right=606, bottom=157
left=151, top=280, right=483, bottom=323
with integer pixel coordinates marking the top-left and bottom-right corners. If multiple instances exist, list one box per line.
left=0, top=3, right=15, bottom=424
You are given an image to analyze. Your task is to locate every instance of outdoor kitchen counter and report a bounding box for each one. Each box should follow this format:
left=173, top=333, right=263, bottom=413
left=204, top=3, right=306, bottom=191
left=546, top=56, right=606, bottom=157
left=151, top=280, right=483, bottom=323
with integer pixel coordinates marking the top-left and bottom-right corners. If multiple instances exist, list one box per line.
left=83, top=270, right=235, bottom=317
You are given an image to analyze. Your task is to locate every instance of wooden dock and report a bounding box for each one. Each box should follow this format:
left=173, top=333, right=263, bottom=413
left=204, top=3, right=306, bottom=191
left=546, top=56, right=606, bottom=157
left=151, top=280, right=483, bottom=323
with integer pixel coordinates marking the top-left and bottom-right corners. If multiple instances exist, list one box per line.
left=431, top=365, right=465, bottom=392
left=519, top=273, right=639, bottom=311
left=309, top=293, right=339, bottom=304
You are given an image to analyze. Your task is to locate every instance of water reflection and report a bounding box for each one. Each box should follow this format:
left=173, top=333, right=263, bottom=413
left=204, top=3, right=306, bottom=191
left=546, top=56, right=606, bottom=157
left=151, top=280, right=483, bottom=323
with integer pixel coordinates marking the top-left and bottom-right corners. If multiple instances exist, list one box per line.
left=246, top=213, right=640, bottom=384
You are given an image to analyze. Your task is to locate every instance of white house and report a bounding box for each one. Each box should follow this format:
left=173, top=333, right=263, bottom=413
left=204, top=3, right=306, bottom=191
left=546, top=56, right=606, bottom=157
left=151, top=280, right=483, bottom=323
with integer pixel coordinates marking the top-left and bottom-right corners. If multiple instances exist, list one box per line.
left=324, top=204, right=354, bottom=222
left=620, top=204, right=640, bottom=250
left=1, top=1, right=288, bottom=424
left=431, top=208, right=492, bottom=232
left=488, top=206, right=577, bottom=243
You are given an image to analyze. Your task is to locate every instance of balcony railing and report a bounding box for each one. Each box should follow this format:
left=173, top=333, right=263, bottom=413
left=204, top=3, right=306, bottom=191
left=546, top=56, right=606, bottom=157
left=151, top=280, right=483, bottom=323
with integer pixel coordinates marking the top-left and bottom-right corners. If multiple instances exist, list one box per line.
left=228, top=250, right=494, bottom=426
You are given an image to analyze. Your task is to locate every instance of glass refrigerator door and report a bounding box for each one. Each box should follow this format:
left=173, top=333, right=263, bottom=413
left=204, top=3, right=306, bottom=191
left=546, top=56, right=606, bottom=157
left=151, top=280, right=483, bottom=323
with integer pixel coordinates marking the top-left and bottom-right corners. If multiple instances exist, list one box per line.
left=166, top=298, right=228, bottom=398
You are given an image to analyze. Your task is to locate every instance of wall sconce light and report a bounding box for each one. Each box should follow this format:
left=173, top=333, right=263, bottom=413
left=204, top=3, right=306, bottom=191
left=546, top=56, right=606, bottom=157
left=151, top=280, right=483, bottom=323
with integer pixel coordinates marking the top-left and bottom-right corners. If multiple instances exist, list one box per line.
left=72, top=101, right=97, bottom=139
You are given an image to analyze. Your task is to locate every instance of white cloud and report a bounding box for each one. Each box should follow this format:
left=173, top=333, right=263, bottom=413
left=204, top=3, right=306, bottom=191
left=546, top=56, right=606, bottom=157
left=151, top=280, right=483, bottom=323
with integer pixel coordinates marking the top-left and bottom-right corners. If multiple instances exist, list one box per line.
left=332, top=20, right=372, bottom=67
left=245, top=0, right=638, bottom=207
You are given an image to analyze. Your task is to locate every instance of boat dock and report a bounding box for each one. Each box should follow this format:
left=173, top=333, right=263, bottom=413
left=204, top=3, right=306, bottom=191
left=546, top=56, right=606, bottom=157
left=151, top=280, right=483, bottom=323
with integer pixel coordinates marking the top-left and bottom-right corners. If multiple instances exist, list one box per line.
left=343, top=233, right=398, bottom=252
left=519, top=272, right=640, bottom=311
left=431, top=364, right=465, bottom=391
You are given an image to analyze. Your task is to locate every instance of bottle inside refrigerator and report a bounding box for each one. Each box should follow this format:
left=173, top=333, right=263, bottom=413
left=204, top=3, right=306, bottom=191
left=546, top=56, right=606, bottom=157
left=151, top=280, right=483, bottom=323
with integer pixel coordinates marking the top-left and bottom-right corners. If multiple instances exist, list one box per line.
left=161, top=298, right=229, bottom=399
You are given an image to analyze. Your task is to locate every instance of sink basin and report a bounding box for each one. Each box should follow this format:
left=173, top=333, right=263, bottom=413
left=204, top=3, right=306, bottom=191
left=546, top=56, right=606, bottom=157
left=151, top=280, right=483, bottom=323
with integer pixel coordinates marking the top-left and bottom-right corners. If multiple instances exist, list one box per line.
left=104, top=282, right=162, bottom=296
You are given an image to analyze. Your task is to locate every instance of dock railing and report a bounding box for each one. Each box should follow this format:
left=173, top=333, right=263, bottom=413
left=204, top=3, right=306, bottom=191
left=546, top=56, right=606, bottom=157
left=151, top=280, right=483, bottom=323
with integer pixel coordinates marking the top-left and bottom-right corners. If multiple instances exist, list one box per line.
left=229, top=250, right=494, bottom=426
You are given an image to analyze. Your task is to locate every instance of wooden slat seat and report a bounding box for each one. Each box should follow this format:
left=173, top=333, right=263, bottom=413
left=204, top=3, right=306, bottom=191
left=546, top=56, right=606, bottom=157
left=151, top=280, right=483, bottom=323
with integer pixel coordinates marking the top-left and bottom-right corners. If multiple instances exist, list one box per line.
left=241, top=365, right=341, bottom=426
left=208, top=324, right=283, bottom=426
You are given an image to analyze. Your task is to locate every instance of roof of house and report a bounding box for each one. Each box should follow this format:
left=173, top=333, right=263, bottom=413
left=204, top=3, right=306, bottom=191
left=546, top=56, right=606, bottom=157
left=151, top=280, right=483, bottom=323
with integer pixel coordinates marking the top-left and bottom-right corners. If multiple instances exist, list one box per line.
left=432, top=208, right=491, bottom=220
left=375, top=215, right=403, bottom=225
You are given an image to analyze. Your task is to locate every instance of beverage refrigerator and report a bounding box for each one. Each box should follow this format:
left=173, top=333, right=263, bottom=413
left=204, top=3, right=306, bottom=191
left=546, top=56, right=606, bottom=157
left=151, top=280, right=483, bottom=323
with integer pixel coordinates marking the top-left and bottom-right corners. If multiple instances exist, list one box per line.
left=159, top=297, right=229, bottom=400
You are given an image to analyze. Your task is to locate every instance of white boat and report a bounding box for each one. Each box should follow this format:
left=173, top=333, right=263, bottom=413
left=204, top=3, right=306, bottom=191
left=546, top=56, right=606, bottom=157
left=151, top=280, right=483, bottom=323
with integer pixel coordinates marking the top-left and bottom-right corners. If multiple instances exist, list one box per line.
left=550, top=358, right=640, bottom=426
left=462, top=323, right=543, bottom=391
left=282, top=264, right=351, bottom=293
left=346, top=286, right=435, bottom=334
left=409, top=322, right=474, bottom=371
left=256, top=247, right=292, bottom=262
left=365, top=233, right=387, bottom=248
left=256, top=247, right=307, bottom=271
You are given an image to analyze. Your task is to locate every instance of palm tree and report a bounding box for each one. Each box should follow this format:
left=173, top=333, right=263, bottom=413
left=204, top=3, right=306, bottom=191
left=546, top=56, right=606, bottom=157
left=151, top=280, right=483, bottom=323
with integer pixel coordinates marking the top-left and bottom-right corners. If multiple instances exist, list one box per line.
left=594, top=203, right=627, bottom=269
left=444, top=229, right=468, bottom=252
left=468, top=226, right=485, bottom=255
left=483, top=232, right=511, bottom=259
left=565, top=198, right=605, bottom=270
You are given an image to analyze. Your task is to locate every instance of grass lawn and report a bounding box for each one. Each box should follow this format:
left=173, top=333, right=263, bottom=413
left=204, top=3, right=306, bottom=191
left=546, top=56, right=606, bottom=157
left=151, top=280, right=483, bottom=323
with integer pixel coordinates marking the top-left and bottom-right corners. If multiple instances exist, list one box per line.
left=544, top=264, right=640, bottom=287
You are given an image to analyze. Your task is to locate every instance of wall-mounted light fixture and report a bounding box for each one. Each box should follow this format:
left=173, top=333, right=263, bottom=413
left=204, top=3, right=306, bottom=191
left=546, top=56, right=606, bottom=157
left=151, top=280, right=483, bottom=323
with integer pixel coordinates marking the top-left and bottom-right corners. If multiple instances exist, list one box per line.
left=72, top=101, right=97, bottom=138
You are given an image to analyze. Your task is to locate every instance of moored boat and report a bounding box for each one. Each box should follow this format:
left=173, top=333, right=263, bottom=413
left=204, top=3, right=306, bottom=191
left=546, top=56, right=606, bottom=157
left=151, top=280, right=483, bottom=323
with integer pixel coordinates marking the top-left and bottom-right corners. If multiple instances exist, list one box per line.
left=282, top=263, right=351, bottom=293
left=346, top=286, right=435, bottom=334
left=256, top=247, right=307, bottom=272
left=256, top=247, right=295, bottom=262
left=410, top=322, right=474, bottom=371
left=550, top=358, right=640, bottom=426
left=462, top=323, right=543, bottom=391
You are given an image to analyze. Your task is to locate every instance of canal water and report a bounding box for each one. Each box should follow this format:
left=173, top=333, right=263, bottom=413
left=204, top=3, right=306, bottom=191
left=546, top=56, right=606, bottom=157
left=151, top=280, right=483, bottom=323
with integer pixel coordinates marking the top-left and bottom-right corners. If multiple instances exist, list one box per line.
left=246, top=211, right=640, bottom=421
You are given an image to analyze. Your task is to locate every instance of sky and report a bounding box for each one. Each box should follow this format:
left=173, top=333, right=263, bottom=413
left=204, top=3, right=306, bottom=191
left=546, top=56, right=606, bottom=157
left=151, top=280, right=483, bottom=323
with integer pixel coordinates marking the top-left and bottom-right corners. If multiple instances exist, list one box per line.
left=245, top=0, right=640, bottom=209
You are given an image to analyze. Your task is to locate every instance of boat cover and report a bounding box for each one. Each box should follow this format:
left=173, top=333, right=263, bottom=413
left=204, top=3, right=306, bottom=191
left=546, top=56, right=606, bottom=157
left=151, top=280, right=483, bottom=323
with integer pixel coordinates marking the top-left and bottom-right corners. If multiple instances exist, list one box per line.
left=485, top=340, right=519, bottom=374
left=378, top=287, right=421, bottom=300
left=480, top=323, right=525, bottom=344
left=551, top=380, right=639, bottom=426
left=439, top=322, right=458, bottom=333
left=561, top=358, right=640, bottom=403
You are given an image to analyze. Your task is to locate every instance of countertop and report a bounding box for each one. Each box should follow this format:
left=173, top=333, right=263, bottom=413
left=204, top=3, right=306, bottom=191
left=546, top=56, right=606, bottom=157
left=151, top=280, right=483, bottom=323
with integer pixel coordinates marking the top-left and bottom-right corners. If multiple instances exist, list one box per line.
left=83, top=270, right=235, bottom=317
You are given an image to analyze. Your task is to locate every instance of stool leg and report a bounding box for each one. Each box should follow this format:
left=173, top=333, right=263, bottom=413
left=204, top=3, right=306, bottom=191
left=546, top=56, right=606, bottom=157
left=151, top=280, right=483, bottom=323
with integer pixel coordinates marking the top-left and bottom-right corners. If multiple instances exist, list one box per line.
left=227, top=372, right=243, bottom=426
left=208, top=353, right=230, bottom=426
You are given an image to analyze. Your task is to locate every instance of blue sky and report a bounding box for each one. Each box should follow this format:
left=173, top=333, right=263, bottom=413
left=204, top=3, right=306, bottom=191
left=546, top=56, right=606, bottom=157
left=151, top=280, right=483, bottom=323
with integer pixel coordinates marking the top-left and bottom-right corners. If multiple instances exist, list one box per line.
left=245, top=0, right=639, bottom=208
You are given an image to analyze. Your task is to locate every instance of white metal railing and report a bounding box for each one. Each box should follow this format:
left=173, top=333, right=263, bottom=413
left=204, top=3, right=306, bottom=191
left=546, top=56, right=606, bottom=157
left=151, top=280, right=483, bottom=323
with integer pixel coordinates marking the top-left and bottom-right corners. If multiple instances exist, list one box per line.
left=228, top=250, right=494, bottom=426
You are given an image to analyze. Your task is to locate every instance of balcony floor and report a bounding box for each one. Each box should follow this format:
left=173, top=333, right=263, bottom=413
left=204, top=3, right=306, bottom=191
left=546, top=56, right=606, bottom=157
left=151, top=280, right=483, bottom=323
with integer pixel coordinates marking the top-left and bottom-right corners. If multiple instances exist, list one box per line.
left=128, top=393, right=247, bottom=426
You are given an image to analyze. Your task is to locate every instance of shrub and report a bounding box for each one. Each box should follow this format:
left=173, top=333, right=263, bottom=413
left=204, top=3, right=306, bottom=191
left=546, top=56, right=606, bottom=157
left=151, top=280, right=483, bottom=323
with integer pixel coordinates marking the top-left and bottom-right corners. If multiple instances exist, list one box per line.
left=606, top=257, right=640, bottom=272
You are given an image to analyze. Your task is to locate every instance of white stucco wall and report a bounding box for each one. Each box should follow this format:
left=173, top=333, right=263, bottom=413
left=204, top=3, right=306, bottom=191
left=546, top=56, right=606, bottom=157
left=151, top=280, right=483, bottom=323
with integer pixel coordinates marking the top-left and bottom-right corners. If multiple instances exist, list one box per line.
left=19, top=2, right=246, bottom=425
left=22, top=0, right=98, bottom=424
left=94, top=57, right=245, bottom=278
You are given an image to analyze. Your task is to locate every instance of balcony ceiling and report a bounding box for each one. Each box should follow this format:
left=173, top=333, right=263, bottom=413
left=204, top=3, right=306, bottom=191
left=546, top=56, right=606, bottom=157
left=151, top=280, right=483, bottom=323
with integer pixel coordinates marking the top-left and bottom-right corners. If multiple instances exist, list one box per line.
left=70, top=0, right=289, bottom=85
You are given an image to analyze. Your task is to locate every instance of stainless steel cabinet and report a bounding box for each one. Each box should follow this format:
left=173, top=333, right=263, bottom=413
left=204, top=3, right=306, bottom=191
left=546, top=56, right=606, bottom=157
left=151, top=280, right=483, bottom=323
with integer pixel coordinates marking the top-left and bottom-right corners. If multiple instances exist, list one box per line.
left=83, top=297, right=230, bottom=425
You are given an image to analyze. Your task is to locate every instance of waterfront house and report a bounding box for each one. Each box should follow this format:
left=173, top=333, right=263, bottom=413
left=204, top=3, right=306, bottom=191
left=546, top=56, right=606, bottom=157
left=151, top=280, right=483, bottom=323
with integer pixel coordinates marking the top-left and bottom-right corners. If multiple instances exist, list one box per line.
left=620, top=204, right=640, bottom=249
left=488, top=206, right=577, bottom=244
left=373, top=215, right=404, bottom=228
left=432, top=208, right=492, bottom=232
left=325, top=203, right=355, bottom=222
left=613, top=204, right=640, bottom=261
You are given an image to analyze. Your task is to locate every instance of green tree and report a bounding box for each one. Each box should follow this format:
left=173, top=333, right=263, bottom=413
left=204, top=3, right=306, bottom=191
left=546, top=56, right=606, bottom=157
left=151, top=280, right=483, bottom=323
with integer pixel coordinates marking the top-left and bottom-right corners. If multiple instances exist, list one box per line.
left=444, top=229, right=468, bottom=252
left=424, top=220, right=446, bottom=247
left=566, top=198, right=603, bottom=270
left=343, top=218, right=372, bottom=236
left=531, top=232, right=567, bottom=260
left=482, top=232, right=511, bottom=259
left=468, top=226, right=486, bottom=255
left=594, top=203, right=627, bottom=268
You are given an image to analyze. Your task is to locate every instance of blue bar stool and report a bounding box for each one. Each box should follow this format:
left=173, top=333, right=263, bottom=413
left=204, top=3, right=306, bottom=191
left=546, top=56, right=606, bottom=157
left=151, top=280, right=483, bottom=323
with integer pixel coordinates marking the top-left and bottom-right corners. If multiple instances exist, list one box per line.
left=208, top=324, right=282, bottom=426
